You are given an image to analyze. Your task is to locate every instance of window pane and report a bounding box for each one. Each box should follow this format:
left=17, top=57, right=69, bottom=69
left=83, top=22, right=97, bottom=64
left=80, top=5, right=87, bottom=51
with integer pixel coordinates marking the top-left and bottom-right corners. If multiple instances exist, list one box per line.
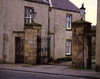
left=30, top=9, right=33, bottom=13
left=69, top=15, right=71, bottom=20
left=67, top=15, right=71, bottom=20
left=25, top=18, right=30, bottom=24
left=66, top=40, right=71, bottom=55
left=66, top=14, right=71, bottom=29
left=25, top=9, right=27, bottom=17
left=67, top=15, right=69, bottom=20
left=66, top=46, right=70, bottom=53
left=24, top=7, right=34, bottom=24
left=66, top=41, right=70, bottom=45
left=66, top=21, right=71, bottom=29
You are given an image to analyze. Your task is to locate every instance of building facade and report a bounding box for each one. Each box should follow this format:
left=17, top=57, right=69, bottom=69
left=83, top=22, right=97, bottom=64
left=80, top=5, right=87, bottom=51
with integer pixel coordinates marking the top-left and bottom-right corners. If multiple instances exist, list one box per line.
left=49, top=0, right=80, bottom=59
left=0, top=0, right=49, bottom=64
left=0, top=0, right=80, bottom=64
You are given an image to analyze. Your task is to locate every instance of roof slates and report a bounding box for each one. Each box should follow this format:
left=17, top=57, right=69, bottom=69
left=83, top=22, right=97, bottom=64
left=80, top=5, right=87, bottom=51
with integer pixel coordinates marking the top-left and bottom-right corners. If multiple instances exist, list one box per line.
left=51, top=0, right=80, bottom=12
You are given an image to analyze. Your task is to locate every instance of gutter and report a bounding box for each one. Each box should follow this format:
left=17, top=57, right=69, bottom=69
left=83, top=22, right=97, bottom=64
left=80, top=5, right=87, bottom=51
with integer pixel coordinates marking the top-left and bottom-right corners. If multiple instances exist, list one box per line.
left=24, top=0, right=49, bottom=5
left=52, top=7, right=80, bottom=13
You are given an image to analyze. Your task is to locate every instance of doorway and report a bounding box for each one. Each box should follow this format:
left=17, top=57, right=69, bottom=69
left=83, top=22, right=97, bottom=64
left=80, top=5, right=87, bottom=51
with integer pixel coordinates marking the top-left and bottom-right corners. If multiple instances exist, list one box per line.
left=15, top=37, right=24, bottom=63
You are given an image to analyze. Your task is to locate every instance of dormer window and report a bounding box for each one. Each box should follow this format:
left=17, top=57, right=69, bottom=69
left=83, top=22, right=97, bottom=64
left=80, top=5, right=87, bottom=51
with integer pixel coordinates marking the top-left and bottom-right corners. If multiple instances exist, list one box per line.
left=24, top=7, right=34, bottom=25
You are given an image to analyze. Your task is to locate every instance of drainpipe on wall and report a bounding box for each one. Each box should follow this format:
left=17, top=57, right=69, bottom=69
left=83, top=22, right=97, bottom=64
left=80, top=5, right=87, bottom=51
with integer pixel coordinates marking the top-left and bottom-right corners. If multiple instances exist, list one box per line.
left=53, top=9, right=56, bottom=60
left=47, top=7, right=50, bottom=63
left=83, top=26, right=84, bottom=68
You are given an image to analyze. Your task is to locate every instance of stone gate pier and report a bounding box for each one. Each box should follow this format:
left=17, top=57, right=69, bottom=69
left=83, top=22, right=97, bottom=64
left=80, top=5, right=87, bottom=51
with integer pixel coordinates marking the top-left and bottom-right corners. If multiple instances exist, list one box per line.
left=24, top=22, right=41, bottom=64
left=72, top=20, right=92, bottom=68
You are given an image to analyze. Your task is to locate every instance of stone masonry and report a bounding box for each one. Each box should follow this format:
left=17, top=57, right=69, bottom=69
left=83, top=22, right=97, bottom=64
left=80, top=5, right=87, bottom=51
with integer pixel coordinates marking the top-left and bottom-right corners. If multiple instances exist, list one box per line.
left=72, top=20, right=91, bottom=68
left=24, top=22, right=41, bottom=64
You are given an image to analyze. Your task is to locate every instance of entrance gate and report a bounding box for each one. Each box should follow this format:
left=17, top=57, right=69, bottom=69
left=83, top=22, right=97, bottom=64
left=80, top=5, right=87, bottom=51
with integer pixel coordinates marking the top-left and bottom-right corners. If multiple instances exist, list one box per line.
left=37, top=37, right=50, bottom=64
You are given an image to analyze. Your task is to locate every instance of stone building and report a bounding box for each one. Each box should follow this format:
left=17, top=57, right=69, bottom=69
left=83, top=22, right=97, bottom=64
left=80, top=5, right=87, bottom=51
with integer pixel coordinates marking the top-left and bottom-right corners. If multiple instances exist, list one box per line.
left=96, top=0, right=100, bottom=71
left=49, top=0, right=80, bottom=59
left=0, top=0, right=49, bottom=64
left=0, top=0, right=81, bottom=64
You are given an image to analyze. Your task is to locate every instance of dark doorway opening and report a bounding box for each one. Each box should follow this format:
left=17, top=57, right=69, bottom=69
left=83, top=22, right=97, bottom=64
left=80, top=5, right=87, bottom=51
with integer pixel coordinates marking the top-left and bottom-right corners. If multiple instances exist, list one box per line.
left=87, top=36, right=92, bottom=68
left=15, top=37, right=24, bottom=63
left=36, top=35, right=41, bottom=64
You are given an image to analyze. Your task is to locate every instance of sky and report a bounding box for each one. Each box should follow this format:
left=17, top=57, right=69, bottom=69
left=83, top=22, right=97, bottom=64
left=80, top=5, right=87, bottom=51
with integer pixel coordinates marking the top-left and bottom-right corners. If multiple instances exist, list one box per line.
left=70, top=0, right=97, bottom=25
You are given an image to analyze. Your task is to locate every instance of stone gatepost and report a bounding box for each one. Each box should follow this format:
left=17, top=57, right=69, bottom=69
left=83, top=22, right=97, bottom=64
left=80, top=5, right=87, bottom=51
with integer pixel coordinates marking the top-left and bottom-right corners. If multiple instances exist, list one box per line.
left=24, top=22, right=41, bottom=64
left=72, top=20, right=91, bottom=68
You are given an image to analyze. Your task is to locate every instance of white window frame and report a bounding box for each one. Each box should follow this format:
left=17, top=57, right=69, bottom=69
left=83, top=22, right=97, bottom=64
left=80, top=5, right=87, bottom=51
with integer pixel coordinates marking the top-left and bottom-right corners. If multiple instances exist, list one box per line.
left=66, top=14, right=72, bottom=29
left=66, top=40, right=72, bottom=55
left=24, top=7, right=34, bottom=24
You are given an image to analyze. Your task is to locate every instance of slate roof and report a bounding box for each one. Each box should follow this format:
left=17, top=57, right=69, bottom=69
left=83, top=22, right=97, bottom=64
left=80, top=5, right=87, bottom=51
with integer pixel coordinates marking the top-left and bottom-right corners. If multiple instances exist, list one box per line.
left=51, top=0, right=80, bottom=12
left=24, top=0, right=49, bottom=4
left=25, top=0, right=79, bottom=12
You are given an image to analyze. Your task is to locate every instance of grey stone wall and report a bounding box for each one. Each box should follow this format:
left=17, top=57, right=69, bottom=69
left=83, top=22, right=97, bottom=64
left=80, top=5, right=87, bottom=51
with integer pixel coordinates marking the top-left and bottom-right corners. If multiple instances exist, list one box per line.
left=0, top=0, right=4, bottom=63
left=96, top=0, right=100, bottom=71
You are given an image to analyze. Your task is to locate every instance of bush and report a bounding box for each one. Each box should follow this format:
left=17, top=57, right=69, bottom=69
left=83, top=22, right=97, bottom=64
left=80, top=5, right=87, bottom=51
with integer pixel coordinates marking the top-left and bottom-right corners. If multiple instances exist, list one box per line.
left=55, top=57, right=72, bottom=63
left=91, top=56, right=95, bottom=60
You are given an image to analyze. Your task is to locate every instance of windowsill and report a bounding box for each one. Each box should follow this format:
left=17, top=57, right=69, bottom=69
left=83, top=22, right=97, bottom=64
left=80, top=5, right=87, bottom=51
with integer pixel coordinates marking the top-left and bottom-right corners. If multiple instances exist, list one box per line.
left=65, top=54, right=72, bottom=56
left=66, top=29, right=72, bottom=31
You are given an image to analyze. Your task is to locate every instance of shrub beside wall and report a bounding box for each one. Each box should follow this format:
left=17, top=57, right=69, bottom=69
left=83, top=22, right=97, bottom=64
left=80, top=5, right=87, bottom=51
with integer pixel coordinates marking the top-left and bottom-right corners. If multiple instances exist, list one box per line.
left=55, top=56, right=72, bottom=63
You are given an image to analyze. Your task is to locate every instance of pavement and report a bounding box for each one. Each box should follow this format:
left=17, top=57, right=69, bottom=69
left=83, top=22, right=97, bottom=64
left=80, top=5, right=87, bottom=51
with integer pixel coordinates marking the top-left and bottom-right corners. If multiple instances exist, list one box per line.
left=0, top=62, right=100, bottom=79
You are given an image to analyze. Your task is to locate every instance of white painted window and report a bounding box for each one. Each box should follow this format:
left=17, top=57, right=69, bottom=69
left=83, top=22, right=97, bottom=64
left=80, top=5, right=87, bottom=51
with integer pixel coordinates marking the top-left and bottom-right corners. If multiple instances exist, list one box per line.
left=24, top=7, right=34, bottom=24
left=66, top=14, right=72, bottom=29
left=66, top=40, right=71, bottom=55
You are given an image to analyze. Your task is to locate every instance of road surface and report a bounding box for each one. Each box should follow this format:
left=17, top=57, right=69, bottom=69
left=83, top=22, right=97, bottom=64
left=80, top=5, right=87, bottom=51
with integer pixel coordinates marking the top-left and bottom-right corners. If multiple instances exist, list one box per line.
left=0, top=69, right=92, bottom=79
